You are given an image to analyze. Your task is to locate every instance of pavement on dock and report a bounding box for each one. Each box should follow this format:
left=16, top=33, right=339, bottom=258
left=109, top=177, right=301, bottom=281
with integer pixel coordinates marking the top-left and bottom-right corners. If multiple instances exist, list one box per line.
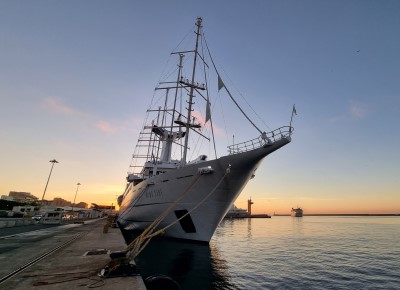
left=0, top=219, right=147, bottom=290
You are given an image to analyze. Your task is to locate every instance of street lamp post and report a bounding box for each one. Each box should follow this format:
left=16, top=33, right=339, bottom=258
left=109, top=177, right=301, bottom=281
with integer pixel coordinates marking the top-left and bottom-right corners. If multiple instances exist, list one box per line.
left=41, top=159, right=59, bottom=206
left=72, top=182, right=81, bottom=216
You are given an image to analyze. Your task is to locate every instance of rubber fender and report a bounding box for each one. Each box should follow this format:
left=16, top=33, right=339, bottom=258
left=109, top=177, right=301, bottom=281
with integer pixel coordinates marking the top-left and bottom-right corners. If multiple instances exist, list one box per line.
left=144, top=274, right=181, bottom=290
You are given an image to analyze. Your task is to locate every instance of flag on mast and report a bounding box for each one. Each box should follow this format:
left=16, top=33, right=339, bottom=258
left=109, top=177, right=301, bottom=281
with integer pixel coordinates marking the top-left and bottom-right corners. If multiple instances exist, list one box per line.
left=218, top=74, right=225, bottom=91
left=289, top=104, right=297, bottom=133
left=205, top=99, right=211, bottom=123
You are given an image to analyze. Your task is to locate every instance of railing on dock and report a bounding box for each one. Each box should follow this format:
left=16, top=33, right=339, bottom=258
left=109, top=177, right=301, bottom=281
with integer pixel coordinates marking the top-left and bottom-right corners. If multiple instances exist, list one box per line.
left=228, top=126, right=292, bottom=155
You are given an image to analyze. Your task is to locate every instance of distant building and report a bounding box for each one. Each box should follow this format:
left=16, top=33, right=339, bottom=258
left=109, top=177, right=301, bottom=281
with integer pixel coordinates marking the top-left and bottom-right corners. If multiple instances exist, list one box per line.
left=12, top=205, right=40, bottom=216
left=50, top=198, right=87, bottom=208
left=7, top=191, right=39, bottom=204
left=75, top=202, right=88, bottom=209
left=1, top=195, right=14, bottom=201
left=41, top=200, right=52, bottom=206
left=52, top=197, right=71, bottom=207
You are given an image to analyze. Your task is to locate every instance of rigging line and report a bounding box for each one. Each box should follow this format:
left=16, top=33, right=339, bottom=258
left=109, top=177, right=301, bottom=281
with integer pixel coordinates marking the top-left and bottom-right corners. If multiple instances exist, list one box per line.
left=220, top=66, right=272, bottom=132
left=128, top=92, right=156, bottom=175
left=189, top=131, right=202, bottom=161
left=157, top=55, right=174, bottom=87
left=200, top=31, right=218, bottom=159
left=157, top=24, right=196, bottom=84
left=160, top=64, right=179, bottom=83
left=216, top=87, right=229, bottom=146
left=203, top=34, right=263, bottom=135
left=171, top=24, right=197, bottom=55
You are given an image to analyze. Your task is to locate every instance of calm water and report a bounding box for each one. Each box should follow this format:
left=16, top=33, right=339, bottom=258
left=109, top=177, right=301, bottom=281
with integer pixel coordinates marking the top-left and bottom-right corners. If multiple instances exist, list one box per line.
left=135, top=216, right=400, bottom=290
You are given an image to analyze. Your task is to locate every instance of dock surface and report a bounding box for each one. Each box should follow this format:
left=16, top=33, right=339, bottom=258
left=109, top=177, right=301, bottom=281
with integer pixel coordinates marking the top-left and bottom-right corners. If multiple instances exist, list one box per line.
left=0, top=219, right=146, bottom=289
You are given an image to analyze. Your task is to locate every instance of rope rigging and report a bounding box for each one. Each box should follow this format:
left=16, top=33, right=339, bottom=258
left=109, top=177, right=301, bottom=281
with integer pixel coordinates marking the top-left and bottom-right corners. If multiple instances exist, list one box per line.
left=203, top=33, right=265, bottom=135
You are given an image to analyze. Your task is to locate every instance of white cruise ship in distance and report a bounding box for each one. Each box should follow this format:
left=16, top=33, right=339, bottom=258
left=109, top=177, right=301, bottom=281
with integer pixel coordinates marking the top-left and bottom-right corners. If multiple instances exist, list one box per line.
left=291, top=208, right=303, bottom=217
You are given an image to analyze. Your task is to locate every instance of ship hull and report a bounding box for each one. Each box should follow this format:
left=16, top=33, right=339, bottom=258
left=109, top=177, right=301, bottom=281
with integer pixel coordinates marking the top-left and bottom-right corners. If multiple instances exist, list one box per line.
left=117, top=137, right=290, bottom=243
left=291, top=209, right=303, bottom=217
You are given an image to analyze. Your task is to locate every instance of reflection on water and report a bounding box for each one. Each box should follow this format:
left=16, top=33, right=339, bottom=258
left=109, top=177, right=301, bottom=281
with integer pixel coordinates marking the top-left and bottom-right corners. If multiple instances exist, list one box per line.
left=247, top=218, right=252, bottom=239
left=135, top=237, right=237, bottom=290
left=291, top=215, right=304, bottom=235
left=134, top=217, right=400, bottom=290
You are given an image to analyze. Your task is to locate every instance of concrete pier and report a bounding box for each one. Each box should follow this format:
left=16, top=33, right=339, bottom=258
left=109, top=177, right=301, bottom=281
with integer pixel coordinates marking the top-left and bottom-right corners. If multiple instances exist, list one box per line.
left=0, top=218, right=34, bottom=228
left=0, top=219, right=147, bottom=289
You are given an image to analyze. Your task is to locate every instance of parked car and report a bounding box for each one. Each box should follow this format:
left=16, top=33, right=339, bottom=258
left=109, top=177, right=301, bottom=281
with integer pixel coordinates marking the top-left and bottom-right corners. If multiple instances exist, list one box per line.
left=31, top=215, right=42, bottom=221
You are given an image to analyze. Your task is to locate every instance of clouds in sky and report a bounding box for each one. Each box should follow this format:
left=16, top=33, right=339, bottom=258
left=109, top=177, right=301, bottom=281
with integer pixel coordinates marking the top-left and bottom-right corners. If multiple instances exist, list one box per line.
left=96, top=120, right=133, bottom=134
left=41, top=96, right=136, bottom=134
left=96, top=120, right=116, bottom=133
left=329, top=100, right=368, bottom=123
left=42, top=97, right=77, bottom=115
left=349, top=102, right=368, bottom=119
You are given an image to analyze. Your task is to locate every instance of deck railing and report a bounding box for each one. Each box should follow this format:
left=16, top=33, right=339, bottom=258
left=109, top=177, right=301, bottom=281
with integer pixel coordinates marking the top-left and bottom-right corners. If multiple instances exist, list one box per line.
left=228, top=126, right=293, bottom=155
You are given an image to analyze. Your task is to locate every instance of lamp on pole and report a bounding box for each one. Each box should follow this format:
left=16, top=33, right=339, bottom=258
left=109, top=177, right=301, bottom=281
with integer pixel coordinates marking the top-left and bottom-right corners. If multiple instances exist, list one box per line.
left=72, top=182, right=81, bottom=215
left=41, top=159, right=59, bottom=206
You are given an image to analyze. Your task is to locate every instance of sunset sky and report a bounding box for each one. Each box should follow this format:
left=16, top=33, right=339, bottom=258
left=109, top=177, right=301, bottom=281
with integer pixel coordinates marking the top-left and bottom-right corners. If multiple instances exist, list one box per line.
left=1, top=1, right=399, bottom=214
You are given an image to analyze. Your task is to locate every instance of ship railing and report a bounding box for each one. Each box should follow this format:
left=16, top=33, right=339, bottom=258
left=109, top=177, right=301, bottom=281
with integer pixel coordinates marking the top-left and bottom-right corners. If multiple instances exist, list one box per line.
left=228, top=126, right=292, bottom=155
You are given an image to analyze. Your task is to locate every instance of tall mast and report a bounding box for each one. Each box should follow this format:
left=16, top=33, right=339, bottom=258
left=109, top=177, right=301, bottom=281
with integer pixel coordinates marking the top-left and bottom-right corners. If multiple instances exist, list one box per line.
left=182, top=17, right=202, bottom=164
left=169, top=53, right=184, bottom=134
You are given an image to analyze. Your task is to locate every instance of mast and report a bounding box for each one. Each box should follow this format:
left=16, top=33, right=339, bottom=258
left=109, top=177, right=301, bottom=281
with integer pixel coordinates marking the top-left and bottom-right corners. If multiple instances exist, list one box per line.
left=182, top=17, right=202, bottom=164
left=170, top=53, right=184, bottom=135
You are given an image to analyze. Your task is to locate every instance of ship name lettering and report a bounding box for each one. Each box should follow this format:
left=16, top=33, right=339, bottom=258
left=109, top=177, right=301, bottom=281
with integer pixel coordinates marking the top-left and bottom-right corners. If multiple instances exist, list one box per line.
left=146, top=189, right=163, bottom=198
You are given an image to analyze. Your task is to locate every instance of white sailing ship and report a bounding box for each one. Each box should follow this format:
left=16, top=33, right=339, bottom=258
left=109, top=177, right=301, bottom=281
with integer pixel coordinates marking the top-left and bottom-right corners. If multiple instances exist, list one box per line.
left=117, top=18, right=293, bottom=243
left=224, top=204, right=248, bottom=219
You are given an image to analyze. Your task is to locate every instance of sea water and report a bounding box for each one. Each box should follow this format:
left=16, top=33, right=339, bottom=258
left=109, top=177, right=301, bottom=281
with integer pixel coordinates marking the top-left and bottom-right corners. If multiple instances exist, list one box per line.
left=135, top=216, right=400, bottom=290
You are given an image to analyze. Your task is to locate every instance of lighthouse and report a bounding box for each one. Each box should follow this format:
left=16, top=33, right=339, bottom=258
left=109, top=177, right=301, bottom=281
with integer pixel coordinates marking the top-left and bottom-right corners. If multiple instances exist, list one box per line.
left=247, top=197, right=254, bottom=216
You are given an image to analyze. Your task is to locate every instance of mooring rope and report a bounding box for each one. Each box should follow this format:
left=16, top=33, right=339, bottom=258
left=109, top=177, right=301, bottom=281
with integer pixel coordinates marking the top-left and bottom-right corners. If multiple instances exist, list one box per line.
left=124, top=164, right=231, bottom=260
left=124, top=174, right=202, bottom=257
